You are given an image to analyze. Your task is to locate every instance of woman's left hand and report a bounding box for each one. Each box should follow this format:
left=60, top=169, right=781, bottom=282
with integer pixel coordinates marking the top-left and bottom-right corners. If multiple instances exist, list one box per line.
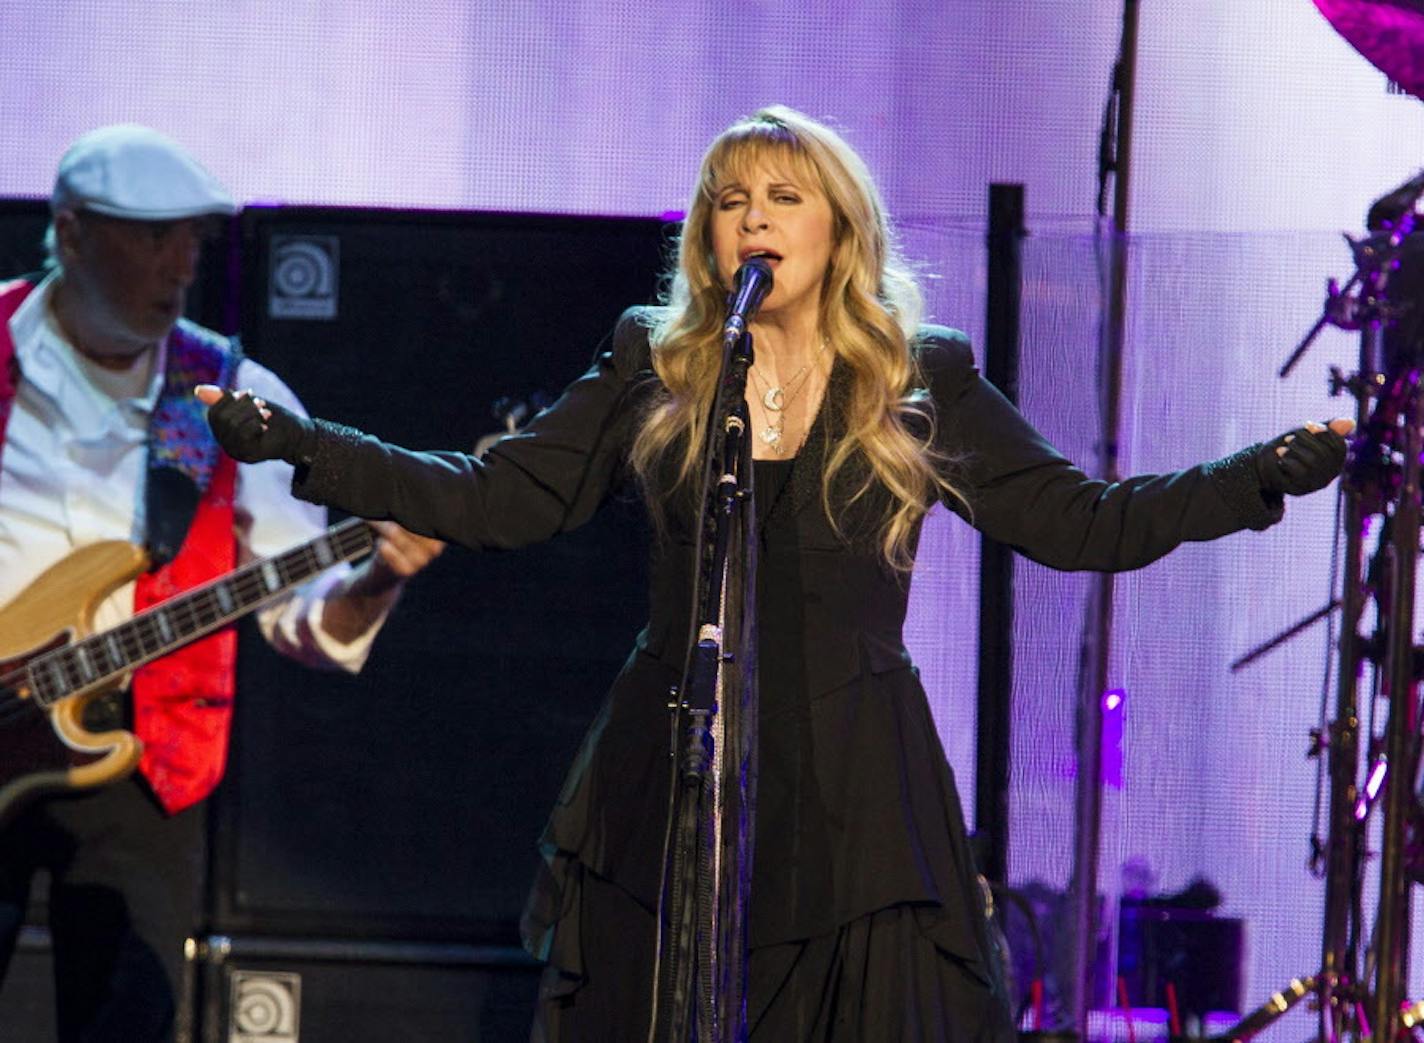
left=196, top=384, right=318, bottom=466
left=1255, top=418, right=1355, bottom=497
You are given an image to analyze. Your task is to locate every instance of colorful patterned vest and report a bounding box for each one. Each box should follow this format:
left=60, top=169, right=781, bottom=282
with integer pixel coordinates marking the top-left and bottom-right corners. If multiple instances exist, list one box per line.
left=0, top=277, right=241, bottom=814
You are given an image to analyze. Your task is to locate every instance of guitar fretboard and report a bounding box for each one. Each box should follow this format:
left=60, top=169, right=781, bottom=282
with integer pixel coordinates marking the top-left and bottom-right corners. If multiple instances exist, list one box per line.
left=23, top=518, right=373, bottom=708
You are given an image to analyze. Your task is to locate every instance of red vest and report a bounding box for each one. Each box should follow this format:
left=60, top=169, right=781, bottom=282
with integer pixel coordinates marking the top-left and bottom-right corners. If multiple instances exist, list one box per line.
left=131, top=455, right=237, bottom=813
left=0, top=278, right=238, bottom=814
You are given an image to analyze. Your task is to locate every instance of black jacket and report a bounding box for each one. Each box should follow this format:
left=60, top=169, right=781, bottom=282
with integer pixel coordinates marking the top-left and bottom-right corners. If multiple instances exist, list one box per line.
left=291, top=307, right=1279, bottom=986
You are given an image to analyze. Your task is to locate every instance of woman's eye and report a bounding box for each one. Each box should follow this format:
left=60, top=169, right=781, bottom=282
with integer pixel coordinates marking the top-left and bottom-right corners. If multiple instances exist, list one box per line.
left=719, top=197, right=746, bottom=210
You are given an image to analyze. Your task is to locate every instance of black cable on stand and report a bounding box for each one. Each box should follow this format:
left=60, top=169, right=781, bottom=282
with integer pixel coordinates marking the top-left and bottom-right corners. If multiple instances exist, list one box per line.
left=649, top=260, right=770, bottom=1043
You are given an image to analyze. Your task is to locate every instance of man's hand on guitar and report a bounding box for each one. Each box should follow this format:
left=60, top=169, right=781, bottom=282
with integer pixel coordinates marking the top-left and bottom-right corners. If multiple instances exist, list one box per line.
left=320, top=522, right=446, bottom=644
left=195, top=385, right=318, bottom=466
left=365, top=521, right=446, bottom=590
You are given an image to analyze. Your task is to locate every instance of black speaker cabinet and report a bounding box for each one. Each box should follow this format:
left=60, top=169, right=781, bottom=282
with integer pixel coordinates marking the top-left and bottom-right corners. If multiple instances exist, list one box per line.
left=0, top=199, right=50, bottom=279
left=193, top=935, right=537, bottom=1043
left=208, top=207, right=668, bottom=942
left=0, top=926, right=57, bottom=1039
left=1116, top=907, right=1245, bottom=1018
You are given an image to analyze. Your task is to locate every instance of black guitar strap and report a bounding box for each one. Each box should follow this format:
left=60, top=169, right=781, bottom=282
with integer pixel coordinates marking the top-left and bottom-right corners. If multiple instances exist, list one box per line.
left=142, top=325, right=243, bottom=567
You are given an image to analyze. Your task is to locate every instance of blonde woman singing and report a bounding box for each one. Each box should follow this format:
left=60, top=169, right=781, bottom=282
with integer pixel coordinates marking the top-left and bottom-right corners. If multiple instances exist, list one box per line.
left=201, top=106, right=1349, bottom=1041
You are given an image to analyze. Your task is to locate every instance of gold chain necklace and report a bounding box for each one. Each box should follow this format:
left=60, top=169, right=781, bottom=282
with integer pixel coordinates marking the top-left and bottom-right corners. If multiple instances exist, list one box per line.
left=747, top=340, right=828, bottom=454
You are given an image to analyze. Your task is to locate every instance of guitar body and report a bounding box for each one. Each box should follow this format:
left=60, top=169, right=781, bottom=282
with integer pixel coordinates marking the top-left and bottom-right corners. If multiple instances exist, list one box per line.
left=0, top=518, right=373, bottom=830
left=0, top=541, right=149, bottom=827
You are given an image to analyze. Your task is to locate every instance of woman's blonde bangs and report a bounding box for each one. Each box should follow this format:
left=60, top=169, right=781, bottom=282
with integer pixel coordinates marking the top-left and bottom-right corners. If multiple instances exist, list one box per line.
left=697, top=125, right=827, bottom=207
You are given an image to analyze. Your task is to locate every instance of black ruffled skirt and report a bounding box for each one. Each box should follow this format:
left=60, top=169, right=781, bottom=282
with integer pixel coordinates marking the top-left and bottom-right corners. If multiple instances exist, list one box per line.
left=526, top=863, right=1014, bottom=1042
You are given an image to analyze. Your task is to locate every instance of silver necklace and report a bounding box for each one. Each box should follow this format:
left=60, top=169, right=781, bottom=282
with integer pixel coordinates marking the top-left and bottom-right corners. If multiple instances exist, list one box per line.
left=748, top=340, right=828, bottom=454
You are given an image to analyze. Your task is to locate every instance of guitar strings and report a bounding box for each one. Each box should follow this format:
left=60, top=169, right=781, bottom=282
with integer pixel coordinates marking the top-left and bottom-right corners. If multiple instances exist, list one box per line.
left=0, top=521, right=372, bottom=730
left=0, top=543, right=355, bottom=726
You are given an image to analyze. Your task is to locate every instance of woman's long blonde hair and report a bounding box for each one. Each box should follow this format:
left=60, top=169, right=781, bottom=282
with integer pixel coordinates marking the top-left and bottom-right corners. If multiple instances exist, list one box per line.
left=630, top=106, right=960, bottom=569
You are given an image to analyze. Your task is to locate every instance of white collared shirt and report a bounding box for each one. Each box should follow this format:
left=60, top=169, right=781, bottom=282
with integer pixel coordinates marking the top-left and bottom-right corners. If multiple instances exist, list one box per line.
left=0, top=272, right=383, bottom=671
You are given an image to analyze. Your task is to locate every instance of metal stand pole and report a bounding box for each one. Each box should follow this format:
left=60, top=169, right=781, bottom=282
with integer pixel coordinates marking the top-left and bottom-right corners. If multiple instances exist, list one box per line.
left=1070, top=2, right=1138, bottom=1033
left=1370, top=369, right=1421, bottom=1041
left=1317, top=328, right=1377, bottom=1042
left=976, top=182, right=1026, bottom=887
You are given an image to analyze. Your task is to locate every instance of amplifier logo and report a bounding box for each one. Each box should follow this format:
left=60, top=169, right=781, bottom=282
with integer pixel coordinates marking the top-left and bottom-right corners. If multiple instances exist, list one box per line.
left=269, top=235, right=339, bottom=320
left=229, top=969, right=301, bottom=1043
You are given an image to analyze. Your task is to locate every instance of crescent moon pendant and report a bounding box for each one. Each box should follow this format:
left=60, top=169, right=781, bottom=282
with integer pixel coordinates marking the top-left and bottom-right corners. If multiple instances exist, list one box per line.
left=763, top=387, right=785, bottom=412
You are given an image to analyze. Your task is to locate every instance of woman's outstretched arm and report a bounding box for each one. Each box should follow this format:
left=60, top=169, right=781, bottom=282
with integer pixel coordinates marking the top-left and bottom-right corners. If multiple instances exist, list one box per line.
left=198, top=309, right=656, bottom=551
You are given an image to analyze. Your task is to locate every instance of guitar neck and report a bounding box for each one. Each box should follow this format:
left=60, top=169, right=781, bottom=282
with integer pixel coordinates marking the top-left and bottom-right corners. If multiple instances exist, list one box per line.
left=24, top=518, right=374, bottom=707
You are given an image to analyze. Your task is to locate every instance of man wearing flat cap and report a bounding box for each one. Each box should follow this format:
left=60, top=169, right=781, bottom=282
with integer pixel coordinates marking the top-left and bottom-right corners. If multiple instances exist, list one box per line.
left=0, top=125, right=443, bottom=1041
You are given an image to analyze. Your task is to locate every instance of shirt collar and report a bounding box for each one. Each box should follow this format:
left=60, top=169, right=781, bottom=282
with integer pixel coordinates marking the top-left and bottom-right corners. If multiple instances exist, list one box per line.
left=11, top=270, right=169, bottom=413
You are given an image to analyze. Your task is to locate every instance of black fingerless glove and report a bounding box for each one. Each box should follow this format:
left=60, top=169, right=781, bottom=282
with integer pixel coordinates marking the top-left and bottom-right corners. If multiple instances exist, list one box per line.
left=1254, top=425, right=1348, bottom=497
left=206, top=390, right=319, bottom=466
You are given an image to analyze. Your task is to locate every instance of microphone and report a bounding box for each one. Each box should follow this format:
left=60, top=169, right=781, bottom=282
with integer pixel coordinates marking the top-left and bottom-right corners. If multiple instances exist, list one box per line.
left=1367, top=170, right=1424, bottom=231
left=722, top=258, right=774, bottom=344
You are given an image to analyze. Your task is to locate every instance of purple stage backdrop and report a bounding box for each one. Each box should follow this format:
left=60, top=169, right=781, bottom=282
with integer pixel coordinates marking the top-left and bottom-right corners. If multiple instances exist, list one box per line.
left=6, top=1, right=1424, bottom=1036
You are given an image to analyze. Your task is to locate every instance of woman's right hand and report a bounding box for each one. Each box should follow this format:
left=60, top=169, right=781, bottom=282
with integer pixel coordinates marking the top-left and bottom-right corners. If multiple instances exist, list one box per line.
left=195, top=385, right=319, bottom=466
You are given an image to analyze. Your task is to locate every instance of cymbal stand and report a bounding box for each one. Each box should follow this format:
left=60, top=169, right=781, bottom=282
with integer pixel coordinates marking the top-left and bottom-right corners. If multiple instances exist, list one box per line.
left=1369, top=359, right=1420, bottom=1038
left=1316, top=346, right=1375, bottom=1043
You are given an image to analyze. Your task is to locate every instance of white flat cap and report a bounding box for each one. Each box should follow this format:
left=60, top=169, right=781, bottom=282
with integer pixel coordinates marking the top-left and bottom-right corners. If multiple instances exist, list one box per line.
left=52, top=124, right=237, bottom=221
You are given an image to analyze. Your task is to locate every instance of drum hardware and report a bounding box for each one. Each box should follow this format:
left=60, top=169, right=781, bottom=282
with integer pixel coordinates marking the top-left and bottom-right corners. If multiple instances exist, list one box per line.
left=1195, top=8, right=1424, bottom=1036
left=1214, top=179, right=1423, bottom=1040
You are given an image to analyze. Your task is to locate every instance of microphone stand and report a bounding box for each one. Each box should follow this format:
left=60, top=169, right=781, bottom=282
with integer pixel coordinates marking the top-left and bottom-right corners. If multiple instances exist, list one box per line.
left=650, top=328, right=759, bottom=1043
